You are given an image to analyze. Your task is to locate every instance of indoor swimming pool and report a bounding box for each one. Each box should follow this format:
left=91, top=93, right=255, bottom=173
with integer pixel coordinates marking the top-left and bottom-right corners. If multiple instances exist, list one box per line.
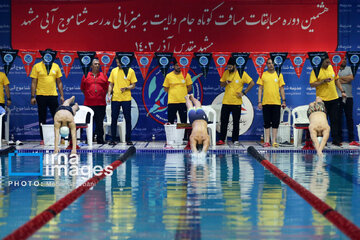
left=1, top=150, right=360, bottom=239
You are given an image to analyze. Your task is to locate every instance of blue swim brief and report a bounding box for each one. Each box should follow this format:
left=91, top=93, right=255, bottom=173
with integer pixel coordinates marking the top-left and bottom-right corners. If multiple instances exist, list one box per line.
left=188, top=107, right=208, bottom=124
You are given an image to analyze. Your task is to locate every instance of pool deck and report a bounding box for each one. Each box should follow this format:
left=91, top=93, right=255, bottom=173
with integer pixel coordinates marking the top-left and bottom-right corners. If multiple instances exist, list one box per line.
left=4, top=140, right=360, bottom=154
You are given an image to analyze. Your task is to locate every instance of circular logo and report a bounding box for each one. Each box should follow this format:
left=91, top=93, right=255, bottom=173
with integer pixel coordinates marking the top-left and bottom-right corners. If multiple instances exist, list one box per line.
left=101, top=55, right=110, bottom=65
left=312, top=56, right=322, bottom=66
left=332, top=55, right=342, bottom=64
left=4, top=54, right=13, bottom=63
left=212, top=93, right=254, bottom=136
left=81, top=56, right=91, bottom=65
left=236, top=57, right=245, bottom=66
left=350, top=55, right=359, bottom=64
left=179, top=57, right=189, bottom=66
left=199, top=56, right=208, bottom=66
left=142, top=67, right=203, bottom=125
left=256, top=57, right=265, bottom=66
left=121, top=56, right=130, bottom=66
left=294, top=56, right=303, bottom=66
left=62, top=55, right=72, bottom=65
left=140, top=57, right=149, bottom=66
left=274, top=56, right=283, bottom=65
left=43, top=53, right=53, bottom=63
left=24, top=54, right=33, bottom=64
left=159, top=56, right=169, bottom=66
left=217, top=56, right=226, bottom=66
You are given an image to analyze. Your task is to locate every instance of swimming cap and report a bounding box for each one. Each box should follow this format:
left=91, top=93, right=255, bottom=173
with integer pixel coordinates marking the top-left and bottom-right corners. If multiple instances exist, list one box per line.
left=59, top=126, right=70, bottom=138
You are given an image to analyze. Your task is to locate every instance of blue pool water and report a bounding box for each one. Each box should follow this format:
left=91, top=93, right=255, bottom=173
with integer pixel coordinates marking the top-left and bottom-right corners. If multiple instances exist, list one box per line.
left=0, top=151, right=360, bottom=239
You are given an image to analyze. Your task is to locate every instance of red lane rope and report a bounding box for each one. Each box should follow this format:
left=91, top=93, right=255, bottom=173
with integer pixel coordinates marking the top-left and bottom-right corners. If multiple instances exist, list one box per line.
left=4, top=146, right=136, bottom=240
left=247, top=146, right=360, bottom=240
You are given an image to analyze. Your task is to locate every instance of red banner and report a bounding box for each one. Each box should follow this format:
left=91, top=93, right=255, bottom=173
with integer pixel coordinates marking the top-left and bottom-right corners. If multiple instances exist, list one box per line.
left=328, top=51, right=346, bottom=76
left=173, top=52, right=193, bottom=79
left=213, top=52, right=231, bottom=78
left=288, top=53, right=307, bottom=78
left=134, top=52, right=154, bottom=80
left=58, top=51, right=76, bottom=78
left=250, top=52, right=269, bottom=78
left=96, top=51, right=115, bottom=76
left=18, top=49, right=39, bottom=76
left=12, top=0, right=337, bottom=52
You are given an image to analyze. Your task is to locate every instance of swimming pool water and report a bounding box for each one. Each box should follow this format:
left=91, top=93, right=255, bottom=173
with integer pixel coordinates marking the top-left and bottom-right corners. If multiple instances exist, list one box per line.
left=0, top=151, right=359, bottom=239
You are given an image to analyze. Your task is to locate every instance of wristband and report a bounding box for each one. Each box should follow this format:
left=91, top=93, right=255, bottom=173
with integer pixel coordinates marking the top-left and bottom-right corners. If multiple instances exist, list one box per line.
left=7, top=98, right=11, bottom=101
left=341, top=91, right=345, bottom=93
left=31, top=96, right=35, bottom=99
left=282, top=99, right=286, bottom=102
left=242, top=90, right=246, bottom=96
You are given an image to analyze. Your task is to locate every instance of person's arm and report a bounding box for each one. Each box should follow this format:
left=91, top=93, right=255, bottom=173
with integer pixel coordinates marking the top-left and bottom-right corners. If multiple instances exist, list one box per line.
left=310, top=78, right=329, bottom=88
left=164, top=87, right=169, bottom=93
left=54, top=121, right=61, bottom=154
left=121, top=83, right=136, bottom=92
left=56, top=78, right=64, bottom=103
left=319, top=126, right=330, bottom=155
left=107, top=82, right=114, bottom=103
left=187, top=84, right=192, bottom=93
left=202, top=135, right=210, bottom=153
left=69, top=121, right=77, bottom=155
left=335, top=79, right=347, bottom=98
left=258, top=85, right=263, bottom=110
left=339, top=74, right=354, bottom=84
left=238, top=80, right=255, bottom=97
left=4, top=85, right=11, bottom=106
left=189, top=135, right=198, bottom=153
left=280, top=86, right=286, bottom=108
left=220, top=81, right=227, bottom=88
left=31, top=78, right=38, bottom=105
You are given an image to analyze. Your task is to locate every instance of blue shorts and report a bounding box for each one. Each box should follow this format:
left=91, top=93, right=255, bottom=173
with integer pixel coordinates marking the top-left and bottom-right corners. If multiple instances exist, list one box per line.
left=188, top=107, right=208, bottom=124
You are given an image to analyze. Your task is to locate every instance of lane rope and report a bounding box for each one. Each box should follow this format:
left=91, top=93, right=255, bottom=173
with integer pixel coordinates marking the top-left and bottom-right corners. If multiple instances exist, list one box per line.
left=4, top=146, right=136, bottom=240
left=247, top=146, right=360, bottom=240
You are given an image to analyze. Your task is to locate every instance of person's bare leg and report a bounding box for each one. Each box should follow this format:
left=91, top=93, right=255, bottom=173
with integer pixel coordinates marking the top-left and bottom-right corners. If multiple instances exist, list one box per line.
left=189, top=94, right=202, bottom=108
left=71, top=103, right=79, bottom=113
left=63, top=96, right=75, bottom=106
left=264, top=128, right=270, bottom=143
left=272, top=128, right=278, bottom=144
left=318, top=127, right=330, bottom=155
left=309, top=125, right=321, bottom=155
left=185, top=94, right=194, bottom=109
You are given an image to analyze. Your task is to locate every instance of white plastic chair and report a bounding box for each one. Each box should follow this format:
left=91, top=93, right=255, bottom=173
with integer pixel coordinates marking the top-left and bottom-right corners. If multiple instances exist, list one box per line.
left=264, top=107, right=292, bottom=144
left=0, top=113, right=5, bottom=148
left=103, top=104, right=126, bottom=143
left=202, top=105, right=217, bottom=146
left=292, top=105, right=310, bottom=147
left=74, top=105, right=94, bottom=147
left=4, top=107, right=10, bottom=142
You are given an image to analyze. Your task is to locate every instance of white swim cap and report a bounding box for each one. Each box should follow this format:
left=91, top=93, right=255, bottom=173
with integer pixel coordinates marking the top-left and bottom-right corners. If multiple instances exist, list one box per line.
left=59, top=126, right=70, bottom=138
left=317, top=136, right=323, bottom=144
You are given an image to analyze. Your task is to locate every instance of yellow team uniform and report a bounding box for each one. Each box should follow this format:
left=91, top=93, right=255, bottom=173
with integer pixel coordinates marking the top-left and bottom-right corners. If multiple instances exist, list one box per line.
left=30, top=62, right=62, bottom=96
left=257, top=71, right=285, bottom=105
left=163, top=71, right=192, bottom=104
left=221, top=70, right=252, bottom=105
left=309, top=65, right=338, bottom=101
left=0, top=72, right=10, bottom=104
left=108, top=67, right=137, bottom=101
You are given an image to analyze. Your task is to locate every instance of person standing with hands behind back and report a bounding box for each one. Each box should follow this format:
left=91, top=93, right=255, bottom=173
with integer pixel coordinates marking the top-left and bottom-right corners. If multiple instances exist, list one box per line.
left=30, top=49, right=64, bottom=144
left=81, top=58, right=109, bottom=144
left=257, top=58, right=286, bottom=148
left=107, top=57, right=137, bottom=146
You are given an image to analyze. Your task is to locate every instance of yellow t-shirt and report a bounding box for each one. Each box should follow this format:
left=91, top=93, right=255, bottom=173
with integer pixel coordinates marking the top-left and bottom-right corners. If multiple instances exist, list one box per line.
left=257, top=71, right=285, bottom=105
left=221, top=70, right=252, bottom=105
left=30, top=61, right=62, bottom=96
left=309, top=65, right=338, bottom=101
left=108, top=67, right=137, bottom=102
left=163, top=71, right=192, bottom=104
left=0, top=72, right=10, bottom=104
